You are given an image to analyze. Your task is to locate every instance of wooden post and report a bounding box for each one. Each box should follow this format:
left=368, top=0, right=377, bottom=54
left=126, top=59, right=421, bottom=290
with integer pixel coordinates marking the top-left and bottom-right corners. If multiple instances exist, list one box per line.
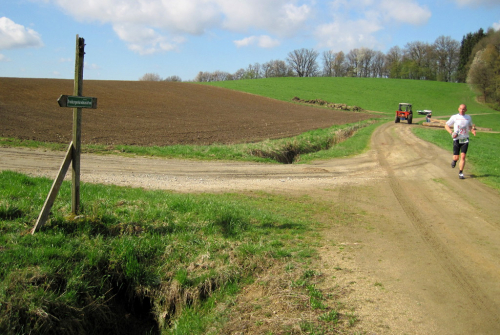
left=72, top=35, right=84, bottom=215
left=32, top=35, right=91, bottom=234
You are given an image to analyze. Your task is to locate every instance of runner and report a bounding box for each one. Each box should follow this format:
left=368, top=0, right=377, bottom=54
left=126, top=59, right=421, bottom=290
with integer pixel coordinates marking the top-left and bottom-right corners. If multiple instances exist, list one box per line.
left=444, top=104, right=476, bottom=179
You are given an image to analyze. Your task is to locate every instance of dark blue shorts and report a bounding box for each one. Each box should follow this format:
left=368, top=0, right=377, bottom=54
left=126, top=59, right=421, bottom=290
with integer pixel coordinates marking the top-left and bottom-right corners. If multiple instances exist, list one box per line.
left=453, top=139, right=469, bottom=155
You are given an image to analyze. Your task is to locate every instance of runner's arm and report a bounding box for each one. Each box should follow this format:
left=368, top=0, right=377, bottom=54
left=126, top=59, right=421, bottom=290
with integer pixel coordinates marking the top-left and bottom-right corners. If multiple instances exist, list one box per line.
left=470, top=124, right=476, bottom=136
left=444, top=123, right=453, bottom=135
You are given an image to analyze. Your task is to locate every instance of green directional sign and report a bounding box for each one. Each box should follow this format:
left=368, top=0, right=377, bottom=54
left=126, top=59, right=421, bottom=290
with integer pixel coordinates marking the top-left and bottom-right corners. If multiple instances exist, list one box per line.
left=58, top=95, right=97, bottom=109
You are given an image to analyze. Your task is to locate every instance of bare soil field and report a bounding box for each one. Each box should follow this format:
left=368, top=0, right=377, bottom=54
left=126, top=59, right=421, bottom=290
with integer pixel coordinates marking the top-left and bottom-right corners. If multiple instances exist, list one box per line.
left=1, top=78, right=500, bottom=334
left=0, top=77, right=374, bottom=146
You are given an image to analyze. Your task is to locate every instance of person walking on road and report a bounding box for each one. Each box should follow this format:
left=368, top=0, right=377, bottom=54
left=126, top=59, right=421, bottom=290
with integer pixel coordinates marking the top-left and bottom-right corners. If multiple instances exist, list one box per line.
left=444, top=104, right=476, bottom=179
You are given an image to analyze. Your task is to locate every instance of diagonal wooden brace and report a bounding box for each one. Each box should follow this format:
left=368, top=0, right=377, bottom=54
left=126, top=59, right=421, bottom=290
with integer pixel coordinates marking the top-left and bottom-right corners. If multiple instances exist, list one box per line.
left=32, top=142, right=73, bottom=234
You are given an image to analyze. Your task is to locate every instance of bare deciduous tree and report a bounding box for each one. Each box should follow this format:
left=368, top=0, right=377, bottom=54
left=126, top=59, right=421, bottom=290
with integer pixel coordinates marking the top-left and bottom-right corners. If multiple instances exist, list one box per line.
left=139, top=73, right=162, bottom=81
left=372, top=51, right=386, bottom=78
left=194, top=71, right=210, bottom=82
left=322, top=50, right=336, bottom=77
left=346, top=49, right=361, bottom=77
left=213, top=70, right=232, bottom=81
left=232, top=68, right=246, bottom=80
left=403, top=41, right=435, bottom=80
left=287, top=48, right=319, bottom=77
left=386, top=46, right=403, bottom=78
left=243, top=63, right=262, bottom=79
left=358, top=48, right=375, bottom=77
left=263, top=59, right=292, bottom=78
left=164, top=75, right=182, bottom=82
left=434, top=36, right=460, bottom=82
left=332, top=51, right=347, bottom=77
left=194, top=71, right=232, bottom=82
left=322, top=50, right=347, bottom=77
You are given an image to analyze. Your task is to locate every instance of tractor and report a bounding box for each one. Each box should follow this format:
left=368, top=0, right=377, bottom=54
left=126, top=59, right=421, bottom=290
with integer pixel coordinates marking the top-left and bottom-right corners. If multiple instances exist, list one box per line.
left=395, top=103, right=413, bottom=124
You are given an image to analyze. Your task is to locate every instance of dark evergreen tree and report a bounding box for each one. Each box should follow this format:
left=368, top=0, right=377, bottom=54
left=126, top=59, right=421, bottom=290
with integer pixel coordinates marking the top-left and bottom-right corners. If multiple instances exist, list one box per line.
left=457, top=28, right=485, bottom=83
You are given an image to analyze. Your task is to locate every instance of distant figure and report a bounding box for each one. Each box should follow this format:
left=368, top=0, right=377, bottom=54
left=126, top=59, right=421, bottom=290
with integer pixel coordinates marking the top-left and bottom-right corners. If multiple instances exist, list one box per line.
left=426, top=113, right=432, bottom=123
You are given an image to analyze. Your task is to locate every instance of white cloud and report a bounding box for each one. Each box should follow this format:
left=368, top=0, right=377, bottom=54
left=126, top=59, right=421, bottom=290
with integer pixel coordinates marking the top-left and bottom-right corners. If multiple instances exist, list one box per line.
left=48, top=0, right=312, bottom=53
left=234, top=35, right=280, bottom=48
left=315, top=0, right=430, bottom=51
left=379, top=0, right=431, bottom=25
left=494, top=21, right=500, bottom=31
left=316, top=19, right=382, bottom=51
left=54, top=0, right=221, bottom=34
left=215, top=0, right=311, bottom=36
left=258, top=35, right=281, bottom=48
left=112, top=24, right=183, bottom=55
left=234, top=36, right=255, bottom=47
left=45, top=0, right=438, bottom=55
left=0, top=17, right=44, bottom=50
left=0, top=53, right=10, bottom=61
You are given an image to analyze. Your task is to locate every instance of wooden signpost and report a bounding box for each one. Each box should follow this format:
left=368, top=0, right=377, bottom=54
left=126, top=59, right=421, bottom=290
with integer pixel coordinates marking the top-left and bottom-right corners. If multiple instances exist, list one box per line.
left=32, top=35, right=97, bottom=234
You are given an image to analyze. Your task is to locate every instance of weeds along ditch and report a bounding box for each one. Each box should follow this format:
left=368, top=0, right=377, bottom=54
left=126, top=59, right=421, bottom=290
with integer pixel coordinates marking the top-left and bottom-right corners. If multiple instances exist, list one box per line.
left=108, top=120, right=378, bottom=164
left=0, top=120, right=377, bottom=164
left=0, top=170, right=348, bottom=334
left=247, top=121, right=371, bottom=164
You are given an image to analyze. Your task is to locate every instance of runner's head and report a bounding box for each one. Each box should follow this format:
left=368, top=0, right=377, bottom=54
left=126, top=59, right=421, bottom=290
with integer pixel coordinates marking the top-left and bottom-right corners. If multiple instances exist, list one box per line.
left=458, top=104, right=467, bottom=115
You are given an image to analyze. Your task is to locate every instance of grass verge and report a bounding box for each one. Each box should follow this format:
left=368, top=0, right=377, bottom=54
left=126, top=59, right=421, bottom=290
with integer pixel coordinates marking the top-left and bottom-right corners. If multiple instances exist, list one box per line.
left=0, top=171, right=361, bottom=334
left=0, top=119, right=381, bottom=164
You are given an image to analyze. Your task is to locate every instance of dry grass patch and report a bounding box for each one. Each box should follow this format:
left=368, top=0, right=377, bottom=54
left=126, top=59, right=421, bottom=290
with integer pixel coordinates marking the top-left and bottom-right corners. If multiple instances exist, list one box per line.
left=221, top=261, right=359, bottom=334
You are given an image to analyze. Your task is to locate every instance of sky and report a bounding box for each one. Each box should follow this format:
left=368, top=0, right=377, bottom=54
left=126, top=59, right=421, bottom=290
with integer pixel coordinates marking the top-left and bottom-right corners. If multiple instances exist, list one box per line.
left=1, top=0, right=499, bottom=82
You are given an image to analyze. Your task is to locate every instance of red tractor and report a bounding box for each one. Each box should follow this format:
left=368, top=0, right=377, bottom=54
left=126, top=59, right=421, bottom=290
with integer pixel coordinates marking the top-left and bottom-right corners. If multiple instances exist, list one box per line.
left=395, top=103, right=413, bottom=124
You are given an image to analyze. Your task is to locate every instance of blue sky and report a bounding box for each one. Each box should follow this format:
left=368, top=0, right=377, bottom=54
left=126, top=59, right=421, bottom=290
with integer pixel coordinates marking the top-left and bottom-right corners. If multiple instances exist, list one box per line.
left=1, top=0, right=499, bottom=81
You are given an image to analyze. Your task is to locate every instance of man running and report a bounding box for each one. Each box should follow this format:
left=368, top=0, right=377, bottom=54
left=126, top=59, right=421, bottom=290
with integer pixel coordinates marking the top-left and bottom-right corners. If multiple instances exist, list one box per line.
left=444, top=104, right=476, bottom=179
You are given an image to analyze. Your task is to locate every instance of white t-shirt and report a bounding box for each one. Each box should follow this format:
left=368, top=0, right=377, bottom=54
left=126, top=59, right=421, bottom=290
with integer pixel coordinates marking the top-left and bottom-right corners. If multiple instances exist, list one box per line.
left=446, top=114, right=473, bottom=140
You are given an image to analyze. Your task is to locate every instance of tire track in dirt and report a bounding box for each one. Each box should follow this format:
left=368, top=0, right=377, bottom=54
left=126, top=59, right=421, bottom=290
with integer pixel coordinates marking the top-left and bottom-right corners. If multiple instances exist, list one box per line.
left=373, top=122, right=500, bottom=329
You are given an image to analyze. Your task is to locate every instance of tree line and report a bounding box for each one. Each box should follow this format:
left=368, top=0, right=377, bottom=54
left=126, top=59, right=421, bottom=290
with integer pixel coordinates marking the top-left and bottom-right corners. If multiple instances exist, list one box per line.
left=192, top=36, right=460, bottom=82
left=140, top=28, right=500, bottom=109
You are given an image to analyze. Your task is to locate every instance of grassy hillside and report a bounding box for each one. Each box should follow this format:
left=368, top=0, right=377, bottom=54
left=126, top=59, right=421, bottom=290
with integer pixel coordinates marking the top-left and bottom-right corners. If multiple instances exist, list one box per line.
left=204, top=77, right=494, bottom=116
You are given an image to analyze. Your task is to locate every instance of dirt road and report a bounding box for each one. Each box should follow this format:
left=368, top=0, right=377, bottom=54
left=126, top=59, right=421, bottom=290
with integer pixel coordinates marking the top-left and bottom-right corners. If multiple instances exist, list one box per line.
left=1, top=121, right=499, bottom=334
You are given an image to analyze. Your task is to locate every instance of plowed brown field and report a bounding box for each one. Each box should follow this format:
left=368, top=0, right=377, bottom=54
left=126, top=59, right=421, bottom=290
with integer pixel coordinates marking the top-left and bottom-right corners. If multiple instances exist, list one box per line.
left=0, top=77, right=375, bottom=146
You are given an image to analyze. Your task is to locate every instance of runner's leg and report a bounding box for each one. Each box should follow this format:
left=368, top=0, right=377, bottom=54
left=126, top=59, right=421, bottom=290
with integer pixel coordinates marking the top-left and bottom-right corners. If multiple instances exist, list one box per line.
left=459, top=152, right=466, bottom=171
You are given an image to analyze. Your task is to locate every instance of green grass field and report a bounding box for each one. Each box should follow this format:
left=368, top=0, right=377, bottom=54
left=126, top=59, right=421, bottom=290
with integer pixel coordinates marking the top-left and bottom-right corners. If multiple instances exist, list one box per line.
left=204, top=77, right=492, bottom=116
left=1, top=77, right=500, bottom=334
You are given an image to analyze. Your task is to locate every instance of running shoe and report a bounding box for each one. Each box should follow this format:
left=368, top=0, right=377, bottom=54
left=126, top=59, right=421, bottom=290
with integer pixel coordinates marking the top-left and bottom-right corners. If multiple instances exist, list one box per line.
left=451, top=160, right=457, bottom=168
left=459, top=173, right=465, bottom=179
